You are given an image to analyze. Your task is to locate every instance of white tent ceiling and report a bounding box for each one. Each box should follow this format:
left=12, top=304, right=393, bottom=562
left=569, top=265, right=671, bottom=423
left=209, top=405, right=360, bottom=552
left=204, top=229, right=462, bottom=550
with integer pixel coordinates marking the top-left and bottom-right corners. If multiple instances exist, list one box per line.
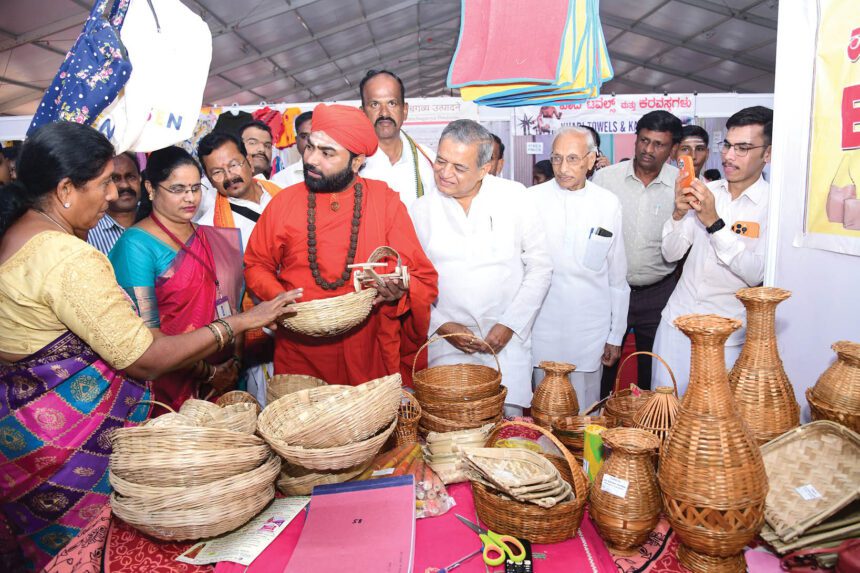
left=0, top=0, right=778, bottom=116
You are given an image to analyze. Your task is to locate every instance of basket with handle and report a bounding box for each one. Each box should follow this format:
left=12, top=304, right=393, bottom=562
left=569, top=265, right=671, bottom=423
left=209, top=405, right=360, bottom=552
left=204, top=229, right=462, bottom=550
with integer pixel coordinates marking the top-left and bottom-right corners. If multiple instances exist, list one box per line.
left=603, top=352, right=665, bottom=427
left=421, top=386, right=507, bottom=423
left=632, top=358, right=679, bottom=450
left=394, top=390, right=422, bottom=447
left=472, top=420, right=590, bottom=544
left=413, top=333, right=502, bottom=403
left=266, top=374, right=327, bottom=403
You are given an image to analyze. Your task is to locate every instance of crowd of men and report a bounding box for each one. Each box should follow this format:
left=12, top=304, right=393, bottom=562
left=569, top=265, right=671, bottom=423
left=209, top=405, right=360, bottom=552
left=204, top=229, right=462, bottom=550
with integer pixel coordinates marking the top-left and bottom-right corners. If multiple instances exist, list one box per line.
left=26, top=68, right=771, bottom=412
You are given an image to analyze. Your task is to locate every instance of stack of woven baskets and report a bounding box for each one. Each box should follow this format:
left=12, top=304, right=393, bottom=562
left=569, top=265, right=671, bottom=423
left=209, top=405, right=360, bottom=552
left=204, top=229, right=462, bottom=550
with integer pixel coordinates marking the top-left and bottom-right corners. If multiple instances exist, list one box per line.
left=413, top=334, right=505, bottom=434
left=257, top=374, right=402, bottom=496
left=110, top=395, right=277, bottom=541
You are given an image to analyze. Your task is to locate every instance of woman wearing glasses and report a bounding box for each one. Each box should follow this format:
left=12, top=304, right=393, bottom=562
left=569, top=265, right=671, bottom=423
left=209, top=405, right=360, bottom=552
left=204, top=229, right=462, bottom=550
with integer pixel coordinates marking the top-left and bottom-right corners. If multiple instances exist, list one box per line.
left=110, top=147, right=247, bottom=411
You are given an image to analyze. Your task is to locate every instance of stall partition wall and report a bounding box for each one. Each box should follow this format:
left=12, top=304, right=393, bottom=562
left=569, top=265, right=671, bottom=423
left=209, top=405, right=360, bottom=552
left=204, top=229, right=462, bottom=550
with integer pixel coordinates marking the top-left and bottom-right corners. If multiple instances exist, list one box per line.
left=767, top=0, right=860, bottom=420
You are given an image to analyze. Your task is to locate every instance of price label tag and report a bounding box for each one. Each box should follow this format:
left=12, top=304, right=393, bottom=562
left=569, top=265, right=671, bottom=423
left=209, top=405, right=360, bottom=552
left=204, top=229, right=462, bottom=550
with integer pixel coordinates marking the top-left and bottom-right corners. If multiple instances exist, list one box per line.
left=601, top=474, right=629, bottom=498
left=371, top=468, right=395, bottom=477
left=795, top=484, right=822, bottom=501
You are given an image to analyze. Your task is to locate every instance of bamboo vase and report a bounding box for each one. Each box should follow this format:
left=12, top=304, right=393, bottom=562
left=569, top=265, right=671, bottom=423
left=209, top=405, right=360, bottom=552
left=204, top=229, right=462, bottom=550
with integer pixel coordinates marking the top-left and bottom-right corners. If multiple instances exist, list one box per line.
left=807, top=340, right=860, bottom=432
left=589, top=428, right=662, bottom=553
left=531, top=361, right=579, bottom=429
left=658, top=314, right=769, bottom=573
left=728, top=287, right=799, bottom=445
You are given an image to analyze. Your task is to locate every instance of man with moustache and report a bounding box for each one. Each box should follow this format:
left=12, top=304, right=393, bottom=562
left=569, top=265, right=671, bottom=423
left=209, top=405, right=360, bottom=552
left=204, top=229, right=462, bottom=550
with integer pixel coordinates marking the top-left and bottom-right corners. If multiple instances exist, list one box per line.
left=653, top=106, right=773, bottom=395
left=271, top=111, right=312, bottom=189
left=488, top=133, right=505, bottom=177
left=87, top=151, right=142, bottom=254
left=196, top=131, right=281, bottom=250
left=244, top=103, right=438, bottom=386
left=592, top=110, right=681, bottom=394
left=409, top=120, right=552, bottom=415
left=530, top=128, right=629, bottom=409
left=359, top=69, right=437, bottom=207
left=240, top=120, right=276, bottom=179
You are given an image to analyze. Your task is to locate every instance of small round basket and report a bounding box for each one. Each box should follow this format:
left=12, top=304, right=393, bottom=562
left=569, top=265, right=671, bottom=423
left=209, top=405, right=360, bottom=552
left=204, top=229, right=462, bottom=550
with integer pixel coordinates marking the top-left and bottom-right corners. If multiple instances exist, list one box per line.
left=277, top=459, right=372, bottom=496
left=178, top=399, right=222, bottom=425
left=216, top=390, right=261, bottom=413
left=257, top=374, right=402, bottom=449
left=413, top=333, right=502, bottom=402
left=394, top=391, right=422, bottom=447
left=280, top=288, right=376, bottom=337
left=552, top=415, right=608, bottom=459
left=267, top=374, right=327, bottom=403
left=472, top=421, right=590, bottom=544
left=207, top=402, right=259, bottom=434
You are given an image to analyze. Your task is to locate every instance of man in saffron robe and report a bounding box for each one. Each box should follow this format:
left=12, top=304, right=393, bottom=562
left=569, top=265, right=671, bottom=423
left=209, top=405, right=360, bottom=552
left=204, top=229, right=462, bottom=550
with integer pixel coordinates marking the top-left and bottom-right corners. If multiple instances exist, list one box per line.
left=244, top=103, right=438, bottom=385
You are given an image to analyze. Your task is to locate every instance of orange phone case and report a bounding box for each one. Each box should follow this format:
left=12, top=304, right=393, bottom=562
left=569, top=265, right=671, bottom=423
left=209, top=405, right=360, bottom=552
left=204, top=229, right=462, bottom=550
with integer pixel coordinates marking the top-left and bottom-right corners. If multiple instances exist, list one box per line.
left=731, top=220, right=760, bottom=238
left=678, top=155, right=695, bottom=188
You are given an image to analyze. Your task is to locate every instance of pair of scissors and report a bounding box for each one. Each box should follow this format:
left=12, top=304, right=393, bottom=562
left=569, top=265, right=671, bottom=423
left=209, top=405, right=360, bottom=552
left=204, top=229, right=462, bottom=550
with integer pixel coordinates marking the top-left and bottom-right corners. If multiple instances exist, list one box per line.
left=455, top=514, right=526, bottom=567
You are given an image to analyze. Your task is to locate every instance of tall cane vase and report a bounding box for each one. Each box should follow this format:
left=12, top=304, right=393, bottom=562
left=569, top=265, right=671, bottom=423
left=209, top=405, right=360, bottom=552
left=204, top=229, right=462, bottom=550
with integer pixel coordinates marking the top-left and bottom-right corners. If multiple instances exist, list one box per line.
left=589, top=428, right=662, bottom=553
left=729, top=287, right=799, bottom=445
left=531, top=361, right=579, bottom=429
left=658, top=314, right=769, bottom=573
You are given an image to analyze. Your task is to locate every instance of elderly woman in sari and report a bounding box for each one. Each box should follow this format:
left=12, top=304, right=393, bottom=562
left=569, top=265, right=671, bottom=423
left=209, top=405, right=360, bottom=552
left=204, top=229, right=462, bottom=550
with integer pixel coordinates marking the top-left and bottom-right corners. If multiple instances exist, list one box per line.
left=0, top=122, right=301, bottom=571
left=110, top=147, right=244, bottom=410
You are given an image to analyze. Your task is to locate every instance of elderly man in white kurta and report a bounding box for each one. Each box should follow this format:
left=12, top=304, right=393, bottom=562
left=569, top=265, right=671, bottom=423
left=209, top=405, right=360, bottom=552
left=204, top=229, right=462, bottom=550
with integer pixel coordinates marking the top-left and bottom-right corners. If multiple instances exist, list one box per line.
left=410, top=120, right=552, bottom=415
left=531, top=128, right=630, bottom=410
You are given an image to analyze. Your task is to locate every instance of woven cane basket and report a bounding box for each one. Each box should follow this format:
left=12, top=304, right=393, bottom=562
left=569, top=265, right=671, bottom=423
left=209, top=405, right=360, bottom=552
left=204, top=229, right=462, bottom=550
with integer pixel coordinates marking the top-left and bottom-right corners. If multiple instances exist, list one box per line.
left=394, top=391, right=422, bottom=447
left=419, top=409, right=503, bottom=435
left=215, top=390, right=261, bottom=412
left=807, top=341, right=860, bottom=433
left=760, top=421, right=860, bottom=543
left=589, top=428, right=662, bottom=553
left=266, top=417, right=397, bottom=471
left=206, top=402, right=258, bottom=434
left=552, top=415, right=608, bottom=461
left=413, top=333, right=502, bottom=402
left=257, top=374, right=402, bottom=449
left=421, top=386, right=508, bottom=424
left=280, top=287, right=376, bottom=337
left=111, top=455, right=280, bottom=541
left=266, top=374, right=326, bottom=403
left=178, top=398, right=221, bottom=424
left=632, top=360, right=679, bottom=451
left=532, top=361, right=579, bottom=429
left=472, top=421, right=589, bottom=544
left=604, top=352, right=661, bottom=428
left=277, top=460, right=373, bottom=496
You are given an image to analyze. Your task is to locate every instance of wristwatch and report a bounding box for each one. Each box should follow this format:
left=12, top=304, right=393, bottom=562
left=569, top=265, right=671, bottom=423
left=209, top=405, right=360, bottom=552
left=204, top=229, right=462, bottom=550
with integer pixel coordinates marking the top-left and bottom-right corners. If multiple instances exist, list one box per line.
left=706, top=218, right=726, bottom=234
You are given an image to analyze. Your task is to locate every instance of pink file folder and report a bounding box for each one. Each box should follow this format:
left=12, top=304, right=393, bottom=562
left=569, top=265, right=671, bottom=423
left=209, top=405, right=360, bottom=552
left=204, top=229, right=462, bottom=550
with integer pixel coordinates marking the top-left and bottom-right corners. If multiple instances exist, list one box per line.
left=282, top=475, right=415, bottom=573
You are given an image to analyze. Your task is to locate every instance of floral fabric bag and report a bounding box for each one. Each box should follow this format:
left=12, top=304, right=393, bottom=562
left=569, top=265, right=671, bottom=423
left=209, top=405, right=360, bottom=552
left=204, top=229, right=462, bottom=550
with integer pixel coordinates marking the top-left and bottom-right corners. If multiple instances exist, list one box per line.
left=27, top=0, right=131, bottom=135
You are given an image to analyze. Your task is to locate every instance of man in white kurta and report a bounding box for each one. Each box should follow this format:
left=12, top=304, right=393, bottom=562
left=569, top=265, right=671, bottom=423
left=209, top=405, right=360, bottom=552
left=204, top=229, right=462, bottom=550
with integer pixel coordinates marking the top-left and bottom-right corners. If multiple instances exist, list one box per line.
left=359, top=70, right=437, bottom=208
left=653, top=106, right=773, bottom=395
left=410, top=120, right=552, bottom=412
left=531, top=128, right=629, bottom=411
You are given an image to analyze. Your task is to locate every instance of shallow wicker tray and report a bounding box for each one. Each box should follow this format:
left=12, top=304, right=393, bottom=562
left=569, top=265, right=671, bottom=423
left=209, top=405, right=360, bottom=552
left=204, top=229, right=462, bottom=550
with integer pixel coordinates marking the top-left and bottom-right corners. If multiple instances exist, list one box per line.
left=761, top=420, right=860, bottom=542
left=280, top=288, right=376, bottom=337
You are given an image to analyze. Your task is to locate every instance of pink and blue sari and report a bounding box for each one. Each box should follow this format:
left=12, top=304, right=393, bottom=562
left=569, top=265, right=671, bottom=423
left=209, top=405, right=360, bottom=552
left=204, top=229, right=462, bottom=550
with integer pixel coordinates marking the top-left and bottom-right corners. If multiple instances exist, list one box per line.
left=0, top=331, right=150, bottom=571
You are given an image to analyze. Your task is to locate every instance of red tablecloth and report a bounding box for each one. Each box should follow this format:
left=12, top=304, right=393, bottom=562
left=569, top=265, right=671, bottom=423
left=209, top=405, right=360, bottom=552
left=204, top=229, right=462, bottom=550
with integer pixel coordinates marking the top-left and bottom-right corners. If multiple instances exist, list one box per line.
left=43, top=483, right=781, bottom=573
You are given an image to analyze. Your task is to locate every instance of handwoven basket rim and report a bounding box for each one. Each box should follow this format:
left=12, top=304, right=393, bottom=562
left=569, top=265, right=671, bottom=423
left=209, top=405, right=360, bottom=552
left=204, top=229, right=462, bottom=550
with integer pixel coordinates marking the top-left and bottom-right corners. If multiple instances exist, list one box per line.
left=673, top=313, right=743, bottom=335
left=735, top=286, right=792, bottom=303
left=602, top=427, right=661, bottom=453
left=832, top=340, right=860, bottom=360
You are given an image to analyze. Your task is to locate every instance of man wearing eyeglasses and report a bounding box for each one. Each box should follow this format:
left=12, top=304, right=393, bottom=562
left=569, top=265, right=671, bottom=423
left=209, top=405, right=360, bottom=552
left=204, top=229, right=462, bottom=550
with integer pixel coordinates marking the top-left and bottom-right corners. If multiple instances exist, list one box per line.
left=409, top=120, right=552, bottom=416
left=196, top=130, right=283, bottom=405
left=675, top=125, right=711, bottom=178
left=530, top=128, right=629, bottom=409
left=652, top=106, right=773, bottom=394
left=592, top=110, right=682, bottom=396
left=240, top=120, right=275, bottom=179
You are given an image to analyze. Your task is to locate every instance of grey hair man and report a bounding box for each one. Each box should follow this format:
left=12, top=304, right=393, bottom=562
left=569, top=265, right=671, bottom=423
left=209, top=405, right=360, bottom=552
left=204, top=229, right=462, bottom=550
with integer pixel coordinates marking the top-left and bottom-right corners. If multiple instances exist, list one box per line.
left=409, top=119, right=553, bottom=417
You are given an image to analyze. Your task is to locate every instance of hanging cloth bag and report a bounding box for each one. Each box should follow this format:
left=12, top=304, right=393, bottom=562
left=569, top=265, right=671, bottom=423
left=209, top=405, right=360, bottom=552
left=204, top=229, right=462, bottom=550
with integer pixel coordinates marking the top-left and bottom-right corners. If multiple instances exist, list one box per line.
left=27, top=0, right=132, bottom=135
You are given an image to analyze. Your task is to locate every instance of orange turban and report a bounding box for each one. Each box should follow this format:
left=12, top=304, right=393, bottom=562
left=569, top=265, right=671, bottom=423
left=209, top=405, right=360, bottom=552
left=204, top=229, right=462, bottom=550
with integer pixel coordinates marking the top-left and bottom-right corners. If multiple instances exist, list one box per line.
left=311, top=103, right=379, bottom=157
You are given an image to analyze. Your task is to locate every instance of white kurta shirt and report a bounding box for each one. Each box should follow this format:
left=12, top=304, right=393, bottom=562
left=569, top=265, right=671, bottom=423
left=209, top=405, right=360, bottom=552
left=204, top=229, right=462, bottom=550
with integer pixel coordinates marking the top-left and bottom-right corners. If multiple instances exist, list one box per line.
left=361, top=131, right=437, bottom=209
left=409, top=175, right=553, bottom=406
left=195, top=182, right=275, bottom=251
left=661, top=175, right=770, bottom=346
left=530, top=179, right=630, bottom=372
left=270, top=158, right=305, bottom=189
